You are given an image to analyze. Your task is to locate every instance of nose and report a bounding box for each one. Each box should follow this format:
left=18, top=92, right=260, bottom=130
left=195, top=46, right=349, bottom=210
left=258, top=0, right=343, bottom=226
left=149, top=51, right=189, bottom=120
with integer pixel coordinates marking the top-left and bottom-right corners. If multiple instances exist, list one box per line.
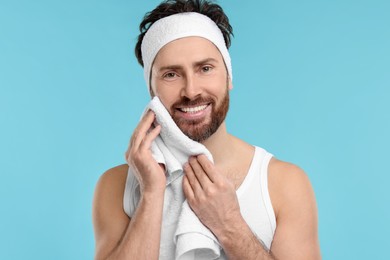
left=180, top=74, right=202, bottom=99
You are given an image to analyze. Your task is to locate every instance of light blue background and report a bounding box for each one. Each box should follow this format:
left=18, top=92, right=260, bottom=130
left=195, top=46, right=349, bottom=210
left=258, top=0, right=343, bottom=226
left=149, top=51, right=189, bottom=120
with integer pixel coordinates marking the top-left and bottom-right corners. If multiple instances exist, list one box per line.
left=1, top=0, right=389, bottom=259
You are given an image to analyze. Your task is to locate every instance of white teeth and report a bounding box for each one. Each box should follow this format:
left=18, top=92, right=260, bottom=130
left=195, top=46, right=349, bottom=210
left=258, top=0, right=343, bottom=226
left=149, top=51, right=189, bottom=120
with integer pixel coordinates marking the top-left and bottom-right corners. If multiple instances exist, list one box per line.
left=181, top=105, right=208, bottom=113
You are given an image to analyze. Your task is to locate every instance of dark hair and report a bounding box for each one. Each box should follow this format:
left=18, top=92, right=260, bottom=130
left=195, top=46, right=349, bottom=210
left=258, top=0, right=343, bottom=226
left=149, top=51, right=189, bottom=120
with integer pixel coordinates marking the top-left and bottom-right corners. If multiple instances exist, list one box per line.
left=134, top=0, right=233, bottom=67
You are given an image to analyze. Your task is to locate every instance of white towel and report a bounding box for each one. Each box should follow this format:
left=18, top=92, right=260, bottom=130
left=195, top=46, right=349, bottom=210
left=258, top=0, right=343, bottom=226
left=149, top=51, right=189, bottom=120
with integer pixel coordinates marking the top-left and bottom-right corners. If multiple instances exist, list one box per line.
left=145, top=96, right=223, bottom=260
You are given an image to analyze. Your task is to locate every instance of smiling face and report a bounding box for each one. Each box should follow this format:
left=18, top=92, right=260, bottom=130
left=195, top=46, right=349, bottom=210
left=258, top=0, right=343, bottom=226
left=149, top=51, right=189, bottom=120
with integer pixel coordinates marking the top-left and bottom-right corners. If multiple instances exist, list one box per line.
left=150, top=36, right=232, bottom=142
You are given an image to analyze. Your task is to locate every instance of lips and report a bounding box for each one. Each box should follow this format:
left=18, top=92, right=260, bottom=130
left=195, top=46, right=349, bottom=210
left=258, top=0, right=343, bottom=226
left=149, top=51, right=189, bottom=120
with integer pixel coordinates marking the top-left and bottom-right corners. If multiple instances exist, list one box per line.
left=179, top=104, right=208, bottom=113
left=173, top=103, right=212, bottom=121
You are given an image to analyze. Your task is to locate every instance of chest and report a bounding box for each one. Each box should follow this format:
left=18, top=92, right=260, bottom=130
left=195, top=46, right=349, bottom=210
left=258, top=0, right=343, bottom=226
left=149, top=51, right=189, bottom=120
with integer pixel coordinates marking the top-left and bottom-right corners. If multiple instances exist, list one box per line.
left=222, top=158, right=253, bottom=190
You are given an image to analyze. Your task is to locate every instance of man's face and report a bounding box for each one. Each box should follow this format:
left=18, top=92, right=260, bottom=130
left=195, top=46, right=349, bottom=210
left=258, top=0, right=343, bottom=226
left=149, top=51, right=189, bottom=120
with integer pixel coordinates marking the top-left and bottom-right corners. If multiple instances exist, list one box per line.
left=150, top=36, right=232, bottom=142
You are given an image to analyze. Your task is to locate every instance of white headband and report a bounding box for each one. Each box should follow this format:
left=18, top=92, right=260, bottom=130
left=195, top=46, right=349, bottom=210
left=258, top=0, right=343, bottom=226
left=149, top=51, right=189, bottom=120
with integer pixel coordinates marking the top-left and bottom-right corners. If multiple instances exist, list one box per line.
left=141, top=12, right=232, bottom=90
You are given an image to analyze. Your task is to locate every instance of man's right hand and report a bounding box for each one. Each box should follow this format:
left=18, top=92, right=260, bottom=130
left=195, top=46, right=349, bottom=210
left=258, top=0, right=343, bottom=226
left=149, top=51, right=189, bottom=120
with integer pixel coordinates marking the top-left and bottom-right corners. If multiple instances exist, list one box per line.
left=125, top=110, right=166, bottom=195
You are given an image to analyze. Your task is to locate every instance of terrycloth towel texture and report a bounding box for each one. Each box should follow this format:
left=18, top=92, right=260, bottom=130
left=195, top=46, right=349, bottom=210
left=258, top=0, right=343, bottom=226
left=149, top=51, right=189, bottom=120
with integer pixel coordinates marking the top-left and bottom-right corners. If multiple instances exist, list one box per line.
left=141, top=12, right=232, bottom=90
left=146, top=96, right=224, bottom=259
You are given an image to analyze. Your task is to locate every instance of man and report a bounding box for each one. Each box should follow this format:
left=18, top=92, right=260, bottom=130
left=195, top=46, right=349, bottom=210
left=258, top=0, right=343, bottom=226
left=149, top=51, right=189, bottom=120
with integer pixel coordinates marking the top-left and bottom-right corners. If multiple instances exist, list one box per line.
left=92, top=0, right=321, bottom=259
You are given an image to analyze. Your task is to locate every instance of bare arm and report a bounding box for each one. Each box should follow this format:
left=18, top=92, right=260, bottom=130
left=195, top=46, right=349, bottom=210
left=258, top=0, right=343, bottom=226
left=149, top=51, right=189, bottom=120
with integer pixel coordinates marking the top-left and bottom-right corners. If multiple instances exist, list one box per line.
left=268, top=159, right=321, bottom=259
left=216, top=215, right=276, bottom=260
left=92, top=111, right=166, bottom=260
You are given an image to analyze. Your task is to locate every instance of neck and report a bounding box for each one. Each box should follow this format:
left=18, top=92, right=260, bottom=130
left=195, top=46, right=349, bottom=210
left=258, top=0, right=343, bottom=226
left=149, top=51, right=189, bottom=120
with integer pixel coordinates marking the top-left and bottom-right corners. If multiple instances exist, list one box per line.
left=201, top=122, right=234, bottom=165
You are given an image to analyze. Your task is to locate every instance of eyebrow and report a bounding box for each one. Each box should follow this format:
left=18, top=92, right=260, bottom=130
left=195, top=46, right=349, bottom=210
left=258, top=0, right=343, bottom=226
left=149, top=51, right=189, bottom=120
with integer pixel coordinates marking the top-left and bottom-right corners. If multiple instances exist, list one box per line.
left=158, top=58, right=219, bottom=72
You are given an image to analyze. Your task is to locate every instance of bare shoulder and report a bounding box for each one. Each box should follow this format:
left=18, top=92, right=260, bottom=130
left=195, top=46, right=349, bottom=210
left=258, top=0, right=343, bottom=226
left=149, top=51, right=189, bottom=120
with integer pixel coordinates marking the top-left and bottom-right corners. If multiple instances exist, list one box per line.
left=268, top=157, right=316, bottom=217
left=267, top=158, right=321, bottom=259
left=268, top=157, right=308, bottom=181
left=92, top=164, right=130, bottom=259
left=93, top=164, right=129, bottom=220
left=95, top=164, right=129, bottom=194
left=93, top=164, right=129, bottom=212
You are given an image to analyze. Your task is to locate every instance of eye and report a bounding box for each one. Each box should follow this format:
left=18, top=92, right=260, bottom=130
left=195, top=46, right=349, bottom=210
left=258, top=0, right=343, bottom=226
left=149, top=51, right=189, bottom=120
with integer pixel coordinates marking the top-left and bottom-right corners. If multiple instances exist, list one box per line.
left=201, top=66, right=213, bottom=73
left=163, top=72, right=177, bottom=79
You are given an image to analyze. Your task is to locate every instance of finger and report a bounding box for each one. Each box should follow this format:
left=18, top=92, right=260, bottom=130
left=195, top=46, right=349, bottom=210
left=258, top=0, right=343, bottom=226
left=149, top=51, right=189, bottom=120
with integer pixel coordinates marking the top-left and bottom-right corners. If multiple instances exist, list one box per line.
left=130, top=110, right=156, bottom=149
left=189, top=156, right=213, bottom=188
left=183, top=162, right=203, bottom=196
left=139, top=124, right=161, bottom=150
left=197, top=155, right=218, bottom=183
left=182, top=175, right=195, bottom=200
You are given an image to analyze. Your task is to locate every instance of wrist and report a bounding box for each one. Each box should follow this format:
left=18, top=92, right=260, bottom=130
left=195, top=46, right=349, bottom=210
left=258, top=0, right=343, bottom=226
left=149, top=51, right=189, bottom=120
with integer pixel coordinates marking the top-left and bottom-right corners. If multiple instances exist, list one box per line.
left=141, top=188, right=165, bottom=202
left=140, top=180, right=166, bottom=196
left=214, top=214, right=246, bottom=244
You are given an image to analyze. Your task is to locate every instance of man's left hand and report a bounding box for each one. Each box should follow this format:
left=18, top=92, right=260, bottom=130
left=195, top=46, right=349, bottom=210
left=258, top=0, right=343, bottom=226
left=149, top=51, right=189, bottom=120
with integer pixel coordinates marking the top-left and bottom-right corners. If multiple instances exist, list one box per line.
left=182, top=155, right=242, bottom=236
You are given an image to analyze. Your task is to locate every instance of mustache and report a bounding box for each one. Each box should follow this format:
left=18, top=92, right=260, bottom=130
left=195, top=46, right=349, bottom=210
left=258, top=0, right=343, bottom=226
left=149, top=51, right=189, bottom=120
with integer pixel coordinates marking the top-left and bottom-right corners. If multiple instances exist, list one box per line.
left=172, top=96, right=214, bottom=107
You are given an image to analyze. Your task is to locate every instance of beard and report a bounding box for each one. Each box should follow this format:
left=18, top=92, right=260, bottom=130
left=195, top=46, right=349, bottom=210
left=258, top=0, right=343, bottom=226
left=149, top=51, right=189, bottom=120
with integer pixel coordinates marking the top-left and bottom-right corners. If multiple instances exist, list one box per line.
left=170, top=88, right=230, bottom=143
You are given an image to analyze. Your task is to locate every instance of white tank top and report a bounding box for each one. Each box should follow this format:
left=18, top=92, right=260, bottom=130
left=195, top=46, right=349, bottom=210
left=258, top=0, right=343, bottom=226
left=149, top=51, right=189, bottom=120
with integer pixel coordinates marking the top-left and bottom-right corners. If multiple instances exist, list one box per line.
left=123, top=146, right=276, bottom=255
left=235, top=146, right=276, bottom=249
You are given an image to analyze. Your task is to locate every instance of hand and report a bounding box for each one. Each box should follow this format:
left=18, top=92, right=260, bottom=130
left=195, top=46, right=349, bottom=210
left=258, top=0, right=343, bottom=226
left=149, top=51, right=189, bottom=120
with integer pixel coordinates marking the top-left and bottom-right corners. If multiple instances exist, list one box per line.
left=182, top=155, right=242, bottom=236
left=125, top=110, right=166, bottom=194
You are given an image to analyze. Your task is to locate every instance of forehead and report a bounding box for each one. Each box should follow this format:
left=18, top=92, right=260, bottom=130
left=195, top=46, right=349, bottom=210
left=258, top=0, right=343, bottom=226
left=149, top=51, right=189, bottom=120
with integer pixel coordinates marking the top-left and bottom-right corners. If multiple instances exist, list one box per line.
left=152, top=36, right=224, bottom=67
